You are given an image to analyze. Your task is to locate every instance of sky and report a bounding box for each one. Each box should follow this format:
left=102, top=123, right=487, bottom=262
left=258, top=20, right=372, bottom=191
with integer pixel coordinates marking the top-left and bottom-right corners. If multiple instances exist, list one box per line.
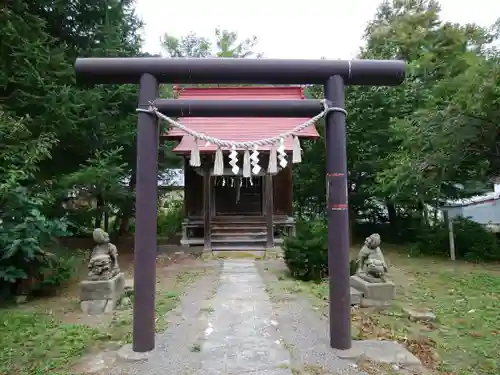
left=135, top=0, right=500, bottom=59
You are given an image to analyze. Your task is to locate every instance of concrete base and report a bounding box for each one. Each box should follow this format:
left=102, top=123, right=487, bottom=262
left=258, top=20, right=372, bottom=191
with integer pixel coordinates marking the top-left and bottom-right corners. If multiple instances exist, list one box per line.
left=80, top=299, right=118, bottom=314
left=337, top=340, right=421, bottom=367
left=80, top=272, right=125, bottom=314
left=350, top=287, right=362, bottom=305
left=360, top=298, right=393, bottom=307
left=350, top=275, right=395, bottom=306
left=212, top=250, right=266, bottom=258
left=116, top=344, right=152, bottom=362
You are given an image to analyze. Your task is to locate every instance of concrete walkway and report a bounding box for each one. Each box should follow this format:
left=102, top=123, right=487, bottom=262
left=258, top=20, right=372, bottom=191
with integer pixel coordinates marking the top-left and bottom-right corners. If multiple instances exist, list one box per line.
left=108, top=260, right=293, bottom=375
left=197, top=260, right=293, bottom=374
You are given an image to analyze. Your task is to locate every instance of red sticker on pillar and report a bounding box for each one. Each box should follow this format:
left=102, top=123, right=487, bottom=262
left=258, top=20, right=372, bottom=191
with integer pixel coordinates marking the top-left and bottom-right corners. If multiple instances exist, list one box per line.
left=326, top=173, right=348, bottom=211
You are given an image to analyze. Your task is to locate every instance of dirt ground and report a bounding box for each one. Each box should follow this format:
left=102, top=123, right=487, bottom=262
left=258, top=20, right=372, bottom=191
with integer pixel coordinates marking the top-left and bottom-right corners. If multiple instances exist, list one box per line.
left=19, top=249, right=199, bottom=326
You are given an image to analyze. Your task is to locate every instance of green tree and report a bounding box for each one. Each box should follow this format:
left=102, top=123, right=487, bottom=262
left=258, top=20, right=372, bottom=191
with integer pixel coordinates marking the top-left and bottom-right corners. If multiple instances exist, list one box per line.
left=0, top=109, right=67, bottom=297
left=0, top=0, right=146, bottom=297
left=295, top=0, right=500, bottom=232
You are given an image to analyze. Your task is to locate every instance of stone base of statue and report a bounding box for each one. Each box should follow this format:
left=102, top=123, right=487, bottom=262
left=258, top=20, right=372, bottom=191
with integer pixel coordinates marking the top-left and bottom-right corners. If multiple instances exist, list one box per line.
left=80, top=272, right=125, bottom=314
left=350, top=275, right=395, bottom=307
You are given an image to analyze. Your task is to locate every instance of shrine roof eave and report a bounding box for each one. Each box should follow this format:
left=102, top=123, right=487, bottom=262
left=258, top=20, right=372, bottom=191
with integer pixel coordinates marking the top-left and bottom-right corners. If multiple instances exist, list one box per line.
left=161, top=133, right=320, bottom=155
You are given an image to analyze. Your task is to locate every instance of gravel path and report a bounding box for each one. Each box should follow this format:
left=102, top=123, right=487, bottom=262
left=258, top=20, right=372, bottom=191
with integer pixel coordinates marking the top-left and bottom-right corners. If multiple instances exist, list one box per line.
left=108, top=260, right=222, bottom=375
left=195, top=260, right=293, bottom=375
left=93, top=257, right=388, bottom=375
left=108, top=259, right=296, bottom=375
left=256, top=260, right=362, bottom=375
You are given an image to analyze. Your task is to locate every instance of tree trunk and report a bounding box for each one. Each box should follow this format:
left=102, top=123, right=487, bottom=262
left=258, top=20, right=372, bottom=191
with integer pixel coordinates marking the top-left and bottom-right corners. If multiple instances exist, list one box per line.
left=104, top=205, right=109, bottom=232
left=117, top=172, right=137, bottom=237
left=386, top=200, right=397, bottom=227
left=417, top=199, right=426, bottom=226
left=94, top=194, right=104, bottom=228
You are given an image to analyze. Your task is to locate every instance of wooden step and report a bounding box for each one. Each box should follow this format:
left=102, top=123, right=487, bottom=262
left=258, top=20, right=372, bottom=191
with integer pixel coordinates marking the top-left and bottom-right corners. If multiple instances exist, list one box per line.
left=211, top=245, right=266, bottom=251
left=211, top=237, right=267, bottom=243
left=212, top=221, right=265, bottom=225
left=211, top=225, right=266, bottom=231
left=212, top=227, right=266, bottom=232
left=211, top=232, right=267, bottom=237
left=212, top=216, right=265, bottom=222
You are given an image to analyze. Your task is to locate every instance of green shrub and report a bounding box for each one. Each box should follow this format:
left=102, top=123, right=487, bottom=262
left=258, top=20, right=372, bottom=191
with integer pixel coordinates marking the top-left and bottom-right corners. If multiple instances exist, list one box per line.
left=0, top=187, right=70, bottom=299
left=1, top=112, right=72, bottom=300
left=157, top=198, right=184, bottom=237
left=283, top=219, right=328, bottom=281
left=32, top=250, right=85, bottom=296
left=411, top=217, right=500, bottom=261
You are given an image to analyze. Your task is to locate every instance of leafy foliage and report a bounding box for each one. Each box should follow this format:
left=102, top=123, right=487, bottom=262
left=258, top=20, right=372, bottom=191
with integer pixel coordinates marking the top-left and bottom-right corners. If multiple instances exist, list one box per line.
left=410, top=217, right=500, bottom=261
left=0, top=0, right=145, bottom=299
left=294, top=0, right=500, bottom=263
left=0, top=111, right=70, bottom=297
left=157, top=198, right=184, bottom=237
left=283, top=220, right=327, bottom=281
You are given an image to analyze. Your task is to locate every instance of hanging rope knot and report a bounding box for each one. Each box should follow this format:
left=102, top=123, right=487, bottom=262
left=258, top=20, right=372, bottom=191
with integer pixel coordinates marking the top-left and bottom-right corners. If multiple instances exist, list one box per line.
left=320, top=99, right=348, bottom=116
left=136, top=107, right=153, bottom=114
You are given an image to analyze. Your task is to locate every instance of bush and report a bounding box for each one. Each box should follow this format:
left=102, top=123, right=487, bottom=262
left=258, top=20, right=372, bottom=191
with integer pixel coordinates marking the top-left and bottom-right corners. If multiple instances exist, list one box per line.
left=0, top=187, right=70, bottom=299
left=354, top=216, right=423, bottom=245
left=31, top=250, right=85, bottom=296
left=157, top=198, right=184, bottom=237
left=0, top=111, right=73, bottom=300
left=283, top=219, right=328, bottom=281
left=411, top=217, right=500, bottom=261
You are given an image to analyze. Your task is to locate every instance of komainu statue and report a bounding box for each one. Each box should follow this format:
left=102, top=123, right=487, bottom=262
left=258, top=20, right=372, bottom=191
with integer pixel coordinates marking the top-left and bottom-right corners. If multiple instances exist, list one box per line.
left=355, top=233, right=388, bottom=282
left=87, top=228, right=120, bottom=281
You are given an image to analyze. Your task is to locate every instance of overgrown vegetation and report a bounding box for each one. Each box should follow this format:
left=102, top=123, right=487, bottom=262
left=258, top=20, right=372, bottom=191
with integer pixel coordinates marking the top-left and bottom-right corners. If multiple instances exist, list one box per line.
left=157, top=198, right=184, bottom=237
left=283, top=220, right=327, bottom=281
left=0, top=310, right=105, bottom=374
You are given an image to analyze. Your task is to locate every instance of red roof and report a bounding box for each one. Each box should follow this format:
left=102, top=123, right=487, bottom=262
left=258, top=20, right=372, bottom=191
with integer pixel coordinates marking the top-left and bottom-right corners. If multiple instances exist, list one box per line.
left=164, top=86, right=320, bottom=153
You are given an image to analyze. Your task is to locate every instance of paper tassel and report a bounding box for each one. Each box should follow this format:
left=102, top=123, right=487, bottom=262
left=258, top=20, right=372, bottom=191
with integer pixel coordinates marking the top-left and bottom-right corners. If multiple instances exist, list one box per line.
left=277, top=138, right=287, bottom=168
left=213, top=147, right=224, bottom=176
left=268, top=143, right=278, bottom=174
left=250, top=145, right=261, bottom=175
left=229, top=146, right=239, bottom=174
left=189, top=138, right=201, bottom=167
left=242, top=149, right=251, bottom=178
left=292, top=136, right=302, bottom=163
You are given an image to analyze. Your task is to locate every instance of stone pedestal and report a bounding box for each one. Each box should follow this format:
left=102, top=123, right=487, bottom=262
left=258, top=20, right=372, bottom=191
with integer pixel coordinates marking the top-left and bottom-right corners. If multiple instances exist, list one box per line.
left=350, top=287, right=362, bottom=305
left=350, top=275, right=395, bottom=307
left=80, top=272, right=125, bottom=314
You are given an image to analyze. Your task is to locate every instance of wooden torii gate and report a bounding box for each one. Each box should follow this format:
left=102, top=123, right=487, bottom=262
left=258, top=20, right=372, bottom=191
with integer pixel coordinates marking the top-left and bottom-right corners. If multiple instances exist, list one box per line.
left=75, top=57, right=405, bottom=353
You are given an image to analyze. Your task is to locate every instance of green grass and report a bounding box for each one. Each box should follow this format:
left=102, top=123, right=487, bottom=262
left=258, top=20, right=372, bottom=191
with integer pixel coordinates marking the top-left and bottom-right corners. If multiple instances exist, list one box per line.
left=272, top=247, right=500, bottom=375
left=0, top=269, right=202, bottom=374
left=0, top=310, right=106, bottom=375
left=108, top=270, right=201, bottom=343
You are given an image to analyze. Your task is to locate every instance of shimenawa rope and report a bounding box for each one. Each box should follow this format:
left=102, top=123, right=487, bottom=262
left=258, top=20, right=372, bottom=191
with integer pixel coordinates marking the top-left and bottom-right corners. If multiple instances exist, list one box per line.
left=137, top=99, right=346, bottom=177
